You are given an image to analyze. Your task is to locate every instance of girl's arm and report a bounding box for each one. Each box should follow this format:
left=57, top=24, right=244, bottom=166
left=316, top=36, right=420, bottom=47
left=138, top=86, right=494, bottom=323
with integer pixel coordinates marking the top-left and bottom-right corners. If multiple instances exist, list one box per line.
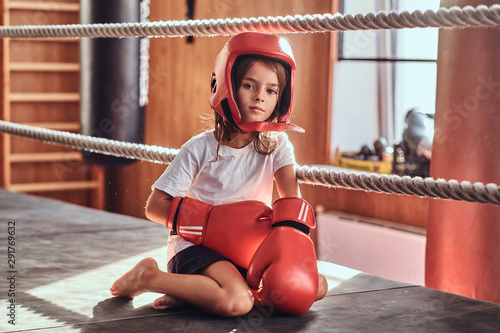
left=274, top=164, right=300, bottom=198
left=145, top=188, right=173, bottom=225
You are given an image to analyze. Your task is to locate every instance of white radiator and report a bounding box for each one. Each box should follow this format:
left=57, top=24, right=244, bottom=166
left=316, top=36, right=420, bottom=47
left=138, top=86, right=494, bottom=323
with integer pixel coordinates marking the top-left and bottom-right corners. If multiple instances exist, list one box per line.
left=317, top=211, right=426, bottom=286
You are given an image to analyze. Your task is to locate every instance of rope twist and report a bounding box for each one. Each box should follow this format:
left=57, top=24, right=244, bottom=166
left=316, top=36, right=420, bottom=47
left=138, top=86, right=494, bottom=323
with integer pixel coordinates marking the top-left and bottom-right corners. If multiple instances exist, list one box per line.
left=0, top=5, right=500, bottom=39
left=295, top=165, right=500, bottom=205
left=1, top=120, right=499, bottom=205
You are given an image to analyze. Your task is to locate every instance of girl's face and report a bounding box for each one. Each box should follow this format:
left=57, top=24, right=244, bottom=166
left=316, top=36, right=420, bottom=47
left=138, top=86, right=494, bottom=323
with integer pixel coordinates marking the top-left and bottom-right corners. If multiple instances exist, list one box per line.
left=236, top=61, right=279, bottom=125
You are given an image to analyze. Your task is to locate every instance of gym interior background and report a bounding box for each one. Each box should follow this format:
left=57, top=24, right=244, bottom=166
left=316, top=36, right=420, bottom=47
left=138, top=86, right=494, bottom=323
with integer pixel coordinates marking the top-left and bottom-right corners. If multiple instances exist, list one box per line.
left=1, top=0, right=499, bottom=307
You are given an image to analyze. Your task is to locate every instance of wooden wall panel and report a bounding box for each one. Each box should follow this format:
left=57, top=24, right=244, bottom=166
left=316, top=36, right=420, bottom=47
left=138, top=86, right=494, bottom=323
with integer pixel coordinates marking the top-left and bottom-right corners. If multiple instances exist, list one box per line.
left=11, top=137, right=71, bottom=153
left=11, top=72, right=79, bottom=92
left=10, top=40, right=79, bottom=63
left=9, top=8, right=78, bottom=25
left=109, top=0, right=337, bottom=218
left=10, top=102, right=79, bottom=123
left=11, top=161, right=88, bottom=183
left=28, top=190, right=95, bottom=207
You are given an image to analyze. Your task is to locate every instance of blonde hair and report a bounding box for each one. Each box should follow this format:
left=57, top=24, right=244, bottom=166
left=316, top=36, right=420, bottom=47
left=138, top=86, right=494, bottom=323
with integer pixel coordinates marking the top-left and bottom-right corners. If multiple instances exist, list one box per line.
left=213, top=57, right=287, bottom=156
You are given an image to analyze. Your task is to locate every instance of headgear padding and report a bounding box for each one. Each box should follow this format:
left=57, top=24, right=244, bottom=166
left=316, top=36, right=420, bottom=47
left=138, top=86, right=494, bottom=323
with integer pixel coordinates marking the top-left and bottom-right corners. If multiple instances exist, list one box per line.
left=210, top=32, right=304, bottom=133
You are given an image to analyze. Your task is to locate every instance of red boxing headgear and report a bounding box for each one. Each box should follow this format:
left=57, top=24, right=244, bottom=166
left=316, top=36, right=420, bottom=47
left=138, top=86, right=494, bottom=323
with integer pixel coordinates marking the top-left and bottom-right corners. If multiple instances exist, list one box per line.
left=210, top=32, right=304, bottom=133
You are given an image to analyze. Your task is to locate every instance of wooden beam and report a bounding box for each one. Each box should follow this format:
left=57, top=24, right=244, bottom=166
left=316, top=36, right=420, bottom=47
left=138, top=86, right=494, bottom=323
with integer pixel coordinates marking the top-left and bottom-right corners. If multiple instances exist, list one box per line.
left=0, top=0, right=11, bottom=188
left=22, top=122, right=80, bottom=131
left=8, top=1, right=80, bottom=12
left=9, top=180, right=101, bottom=193
left=91, top=166, right=105, bottom=210
left=10, top=62, right=80, bottom=72
left=10, top=152, right=83, bottom=163
left=13, top=38, right=79, bottom=43
left=10, top=92, right=80, bottom=102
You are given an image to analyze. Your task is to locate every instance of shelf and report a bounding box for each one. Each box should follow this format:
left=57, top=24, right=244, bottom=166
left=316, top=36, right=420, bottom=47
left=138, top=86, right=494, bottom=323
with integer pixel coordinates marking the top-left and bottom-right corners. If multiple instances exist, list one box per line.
left=2, top=1, right=104, bottom=210
left=10, top=92, right=80, bottom=102
left=9, top=1, right=80, bottom=12
left=10, top=62, right=79, bottom=72
left=9, top=180, right=101, bottom=193
left=10, top=151, right=83, bottom=163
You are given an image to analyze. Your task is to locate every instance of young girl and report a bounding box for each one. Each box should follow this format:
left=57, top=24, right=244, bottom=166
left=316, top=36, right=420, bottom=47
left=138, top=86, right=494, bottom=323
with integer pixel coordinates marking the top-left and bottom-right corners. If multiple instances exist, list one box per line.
left=110, top=32, right=328, bottom=317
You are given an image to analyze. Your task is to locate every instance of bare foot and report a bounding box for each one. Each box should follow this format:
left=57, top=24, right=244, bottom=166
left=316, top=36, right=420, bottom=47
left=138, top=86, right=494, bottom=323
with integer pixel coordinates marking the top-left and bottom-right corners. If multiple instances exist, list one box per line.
left=110, top=257, right=159, bottom=299
left=153, top=294, right=189, bottom=310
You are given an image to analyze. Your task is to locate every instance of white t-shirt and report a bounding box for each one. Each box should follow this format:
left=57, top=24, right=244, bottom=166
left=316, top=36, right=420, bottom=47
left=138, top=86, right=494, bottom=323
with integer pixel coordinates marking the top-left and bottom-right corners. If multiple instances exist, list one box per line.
left=152, top=130, right=296, bottom=262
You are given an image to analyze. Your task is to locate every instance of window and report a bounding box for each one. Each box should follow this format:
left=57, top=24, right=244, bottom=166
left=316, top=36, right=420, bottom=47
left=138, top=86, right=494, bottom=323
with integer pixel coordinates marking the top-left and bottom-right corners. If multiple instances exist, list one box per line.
left=331, top=0, right=439, bottom=153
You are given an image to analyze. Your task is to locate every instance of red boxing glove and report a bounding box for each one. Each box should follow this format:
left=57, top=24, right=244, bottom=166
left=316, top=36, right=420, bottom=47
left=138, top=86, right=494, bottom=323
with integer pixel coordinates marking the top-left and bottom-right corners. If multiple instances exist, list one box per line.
left=247, top=197, right=318, bottom=315
left=165, top=197, right=272, bottom=269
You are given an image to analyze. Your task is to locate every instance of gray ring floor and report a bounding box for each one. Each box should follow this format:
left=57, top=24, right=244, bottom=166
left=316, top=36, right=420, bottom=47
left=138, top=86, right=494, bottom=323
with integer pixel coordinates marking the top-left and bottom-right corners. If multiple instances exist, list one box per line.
left=1, top=189, right=499, bottom=332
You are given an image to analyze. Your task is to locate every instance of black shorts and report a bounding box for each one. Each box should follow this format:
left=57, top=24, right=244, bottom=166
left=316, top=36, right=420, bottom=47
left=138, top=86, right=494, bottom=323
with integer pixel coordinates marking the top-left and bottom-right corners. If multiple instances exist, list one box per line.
left=167, top=245, right=247, bottom=279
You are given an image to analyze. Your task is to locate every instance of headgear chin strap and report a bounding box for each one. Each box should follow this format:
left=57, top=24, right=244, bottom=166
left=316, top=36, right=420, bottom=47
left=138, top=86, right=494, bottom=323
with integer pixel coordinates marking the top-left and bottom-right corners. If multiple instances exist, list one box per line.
left=210, top=32, right=304, bottom=133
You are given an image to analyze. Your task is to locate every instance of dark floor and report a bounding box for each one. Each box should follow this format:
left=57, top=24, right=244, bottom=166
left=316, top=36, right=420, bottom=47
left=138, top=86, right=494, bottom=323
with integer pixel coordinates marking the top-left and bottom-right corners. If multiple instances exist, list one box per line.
left=1, top=189, right=499, bottom=332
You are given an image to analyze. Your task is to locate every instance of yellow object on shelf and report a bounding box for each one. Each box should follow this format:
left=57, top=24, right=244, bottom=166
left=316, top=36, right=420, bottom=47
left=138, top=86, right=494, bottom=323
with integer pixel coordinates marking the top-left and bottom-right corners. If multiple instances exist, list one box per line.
left=333, top=148, right=393, bottom=174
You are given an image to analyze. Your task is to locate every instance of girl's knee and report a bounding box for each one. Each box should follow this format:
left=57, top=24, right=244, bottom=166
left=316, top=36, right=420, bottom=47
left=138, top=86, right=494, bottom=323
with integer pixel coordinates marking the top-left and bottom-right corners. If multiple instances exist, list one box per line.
left=215, top=288, right=254, bottom=317
left=316, top=274, right=328, bottom=301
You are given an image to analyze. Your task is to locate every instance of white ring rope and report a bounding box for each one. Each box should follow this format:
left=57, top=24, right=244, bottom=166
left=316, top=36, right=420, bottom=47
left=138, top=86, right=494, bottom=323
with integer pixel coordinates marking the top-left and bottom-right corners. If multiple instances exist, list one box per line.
left=0, top=5, right=499, bottom=39
left=1, top=120, right=499, bottom=205
left=0, top=120, right=179, bottom=165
